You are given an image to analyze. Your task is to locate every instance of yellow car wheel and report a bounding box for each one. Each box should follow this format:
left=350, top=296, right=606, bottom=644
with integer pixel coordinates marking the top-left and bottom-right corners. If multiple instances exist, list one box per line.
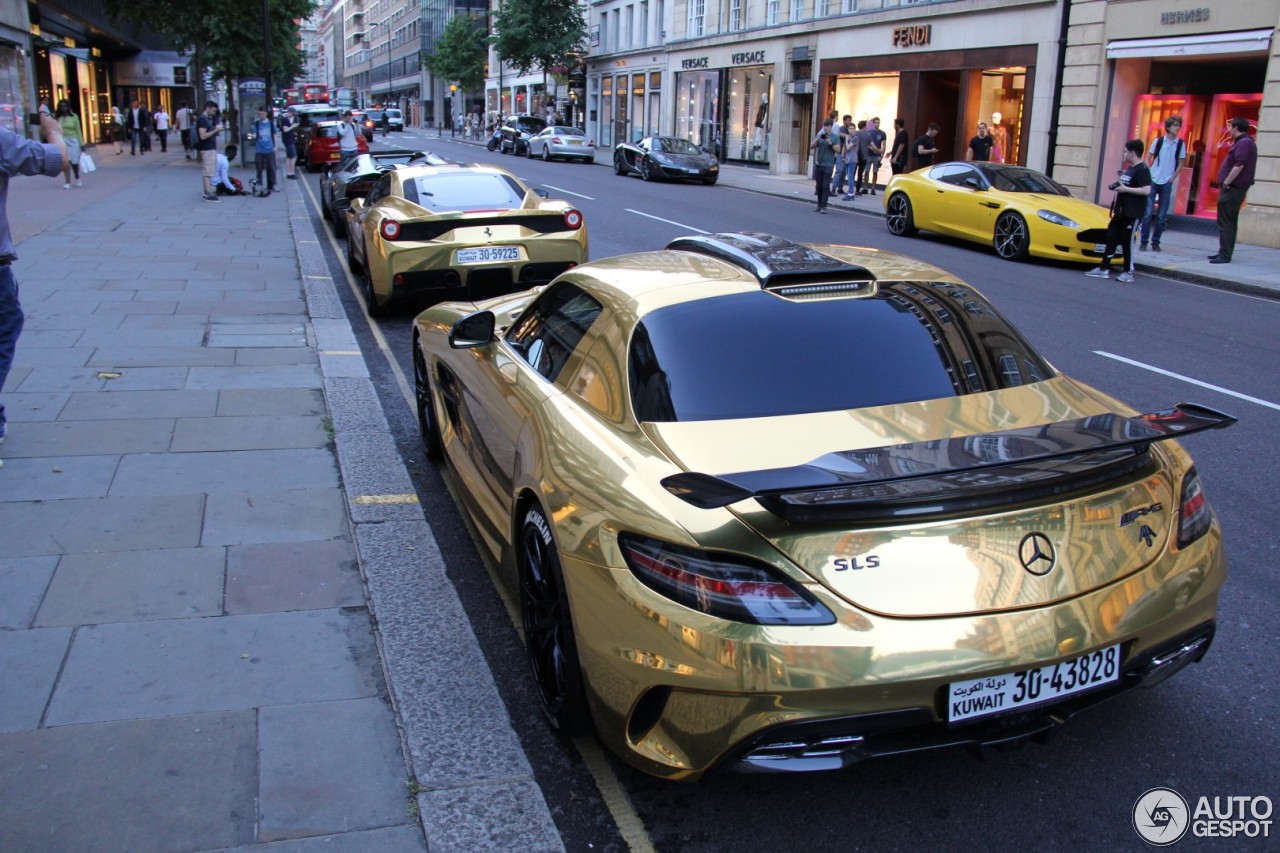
left=361, top=259, right=389, bottom=318
left=994, top=211, right=1031, bottom=261
left=886, top=192, right=918, bottom=237
left=519, top=505, right=592, bottom=736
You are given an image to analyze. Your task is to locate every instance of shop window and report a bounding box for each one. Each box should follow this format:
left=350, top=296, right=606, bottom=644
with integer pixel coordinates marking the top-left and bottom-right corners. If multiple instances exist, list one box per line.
left=977, top=68, right=1025, bottom=165
left=676, top=70, right=719, bottom=155
left=832, top=73, right=900, bottom=130
left=601, top=76, right=613, bottom=147
left=1131, top=93, right=1209, bottom=218
left=726, top=67, right=772, bottom=163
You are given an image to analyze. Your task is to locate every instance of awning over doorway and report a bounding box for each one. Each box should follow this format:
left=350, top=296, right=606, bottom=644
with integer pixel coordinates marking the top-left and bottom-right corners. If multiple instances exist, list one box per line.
left=1106, top=29, right=1273, bottom=59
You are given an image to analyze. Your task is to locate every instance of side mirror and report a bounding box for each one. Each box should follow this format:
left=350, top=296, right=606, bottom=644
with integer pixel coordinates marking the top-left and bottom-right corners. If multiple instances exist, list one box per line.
left=349, top=198, right=364, bottom=214
left=449, top=311, right=496, bottom=349
left=964, top=177, right=985, bottom=191
left=533, top=188, right=549, bottom=199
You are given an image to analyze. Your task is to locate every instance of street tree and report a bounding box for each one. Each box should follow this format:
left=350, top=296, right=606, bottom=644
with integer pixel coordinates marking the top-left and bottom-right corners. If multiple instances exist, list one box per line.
left=424, top=15, right=487, bottom=95
left=491, top=0, right=586, bottom=107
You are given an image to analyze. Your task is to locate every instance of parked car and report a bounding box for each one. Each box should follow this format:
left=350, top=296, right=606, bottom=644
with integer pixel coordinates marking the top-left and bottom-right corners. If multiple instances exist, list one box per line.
left=320, top=149, right=452, bottom=236
left=410, top=230, right=1233, bottom=781
left=527, top=125, right=595, bottom=163
left=383, top=108, right=404, bottom=132
left=344, top=162, right=587, bottom=316
left=613, top=135, right=719, bottom=184
left=884, top=162, right=1113, bottom=263
left=292, top=105, right=341, bottom=157
left=499, top=114, right=547, bottom=156
left=303, top=120, right=369, bottom=172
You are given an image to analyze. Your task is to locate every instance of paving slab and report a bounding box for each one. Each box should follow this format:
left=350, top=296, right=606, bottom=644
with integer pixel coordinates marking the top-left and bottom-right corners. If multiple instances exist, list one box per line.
left=216, top=825, right=426, bottom=852
left=217, top=387, right=326, bottom=416
left=86, top=345, right=237, bottom=367
left=9, top=345, right=95, bottom=367
left=203, top=488, right=349, bottom=546
left=170, top=414, right=329, bottom=452
left=0, top=454, right=120, bottom=501
left=0, top=627, right=72, bottom=732
left=0, top=418, right=173, bottom=458
left=0, top=391, right=69, bottom=421
left=0, top=494, right=205, bottom=558
left=0, top=710, right=257, bottom=852
left=0, top=556, right=58, bottom=630
left=96, top=366, right=193, bottom=391
left=235, top=347, right=321, bottom=366
left=185, top=365, right=322, bottom=390
left=258, top=698, right=412, bottom=842
left=225, top=539, right=363, bottom=615
left=44, top=608, right=383, bottom=726
left=108, top=448, right=337, bottom=496
left=58, top=388, right=219, bottom=420
left=35, top=546, right=226, bottom=627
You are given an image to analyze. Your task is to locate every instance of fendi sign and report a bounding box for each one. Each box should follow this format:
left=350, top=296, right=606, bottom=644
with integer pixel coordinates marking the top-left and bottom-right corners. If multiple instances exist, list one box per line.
left=893, top=25, right=932, bottom=48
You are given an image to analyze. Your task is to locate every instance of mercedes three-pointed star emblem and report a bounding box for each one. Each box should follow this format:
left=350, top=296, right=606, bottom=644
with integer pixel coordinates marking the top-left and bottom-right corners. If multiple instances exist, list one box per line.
left=1019, top=532, right=1056, bottom=576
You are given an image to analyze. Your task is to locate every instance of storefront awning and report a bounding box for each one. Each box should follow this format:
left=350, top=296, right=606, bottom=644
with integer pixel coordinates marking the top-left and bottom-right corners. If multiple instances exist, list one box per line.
left=1107, top=29, right=1273, bottom=59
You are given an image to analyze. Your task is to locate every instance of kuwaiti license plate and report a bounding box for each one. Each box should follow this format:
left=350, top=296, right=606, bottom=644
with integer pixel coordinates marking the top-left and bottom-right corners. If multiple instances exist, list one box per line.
left=455, top=246, right=521, bottom=264
left=947, top=644, right=1121, bottom=723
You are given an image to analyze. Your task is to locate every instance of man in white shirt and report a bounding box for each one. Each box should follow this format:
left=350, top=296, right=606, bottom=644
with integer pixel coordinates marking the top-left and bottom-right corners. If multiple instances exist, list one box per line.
left=338, top=111, right=359, bottom=171
left=213, top=144, right=242, bottom=195
left=153, top=106, right=170, bottom=152
left=1139, top=115, right=1186, bottom=252
left=175, top=103, right=193, bottom=159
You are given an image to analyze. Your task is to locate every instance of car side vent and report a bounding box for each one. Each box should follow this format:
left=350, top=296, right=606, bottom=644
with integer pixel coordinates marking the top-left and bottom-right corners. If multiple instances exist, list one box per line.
left=667, top=232, right=876, bottom=295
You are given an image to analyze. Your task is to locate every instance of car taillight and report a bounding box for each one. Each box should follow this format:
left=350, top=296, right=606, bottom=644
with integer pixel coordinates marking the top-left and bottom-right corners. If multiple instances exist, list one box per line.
left=563, top=208, right=583, bottom=229
left=551, top=136, right=562, bottom=144
left=1177, top=468, right=1212, bottom=548
left=587, top=139, right=595, bottom=147
left=348, top=181, right=374, bottom=197
left=381, top=219, right=401, bottom=240
left=618, top=534, right=835, bottom=625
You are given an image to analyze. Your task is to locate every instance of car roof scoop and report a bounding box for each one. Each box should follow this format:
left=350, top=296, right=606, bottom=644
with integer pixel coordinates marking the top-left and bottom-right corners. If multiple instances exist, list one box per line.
left=667, top=232, right=877, bottom=297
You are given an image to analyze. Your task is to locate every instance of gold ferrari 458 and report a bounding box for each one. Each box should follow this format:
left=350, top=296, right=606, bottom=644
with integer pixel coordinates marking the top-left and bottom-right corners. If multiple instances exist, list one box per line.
left=884, top=161, right=1113, bottom=263
left=411, top=232, right=1233, bottom=781
left=344, top=162, right=588, bottom=316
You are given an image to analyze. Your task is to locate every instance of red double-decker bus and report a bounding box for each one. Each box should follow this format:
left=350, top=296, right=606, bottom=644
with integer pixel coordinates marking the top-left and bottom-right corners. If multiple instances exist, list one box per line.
left=301, top=83, right=329, bottom=104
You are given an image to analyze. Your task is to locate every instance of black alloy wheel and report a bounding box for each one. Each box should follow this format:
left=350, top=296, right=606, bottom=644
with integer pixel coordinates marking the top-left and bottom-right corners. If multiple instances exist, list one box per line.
left=518, top=506, right=592, bottom=735
left=886, top=192, right=918, bottom=237
left=412, top=340, right=442, bottom=459
left=320, top=187, right=332, bottom=221
left=613, top=154, right=627, bottom=176
left=639, top=157, right=653, bottom=181
left=361, top=258, right=388, bottom=318
left=993, top=211, right=1031, bottom=261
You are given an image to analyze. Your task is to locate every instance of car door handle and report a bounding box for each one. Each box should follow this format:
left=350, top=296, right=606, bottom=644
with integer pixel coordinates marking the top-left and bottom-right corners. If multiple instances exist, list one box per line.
left=979, top=201, right=1000, bottom=209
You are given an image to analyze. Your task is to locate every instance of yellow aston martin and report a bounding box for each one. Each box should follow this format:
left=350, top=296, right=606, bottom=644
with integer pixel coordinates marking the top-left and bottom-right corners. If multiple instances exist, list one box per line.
left=344, top=163, right=588, bottom=316
left=411, top=232, right=1232, bottom=781
left=884, top=162, right=1113, bottom=263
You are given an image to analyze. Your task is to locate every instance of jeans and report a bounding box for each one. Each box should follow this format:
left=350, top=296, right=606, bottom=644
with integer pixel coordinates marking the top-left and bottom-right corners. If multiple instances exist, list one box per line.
left=157, top=129, right=168, bottom=152
left=1215, top=185, right=1247, bottom=260
left=833, top=160, right=856, bottom=195
left=0, top=265, right=24, bottom=428
left=1140, top=180, right=1173, bottom=245
left=255, top=151, right=277, bottom=191
left=814, top=163, right=833, bottom=209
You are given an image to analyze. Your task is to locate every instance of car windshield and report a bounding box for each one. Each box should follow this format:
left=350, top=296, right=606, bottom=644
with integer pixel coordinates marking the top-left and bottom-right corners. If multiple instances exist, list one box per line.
left=629, top=283, right=1055, bottom=422
left=385, top=109, right=402, bottom=119
left=315, top=124, right=338, bottom=138
left=980, top=165, right=1071, bottom=195
left=516, top=117, right=547, bottom=132
left=550, top=126, right=583, bottom=136
left=402, top=172, right=527, bottom=211
left=654, top=137, right=702, bottom=155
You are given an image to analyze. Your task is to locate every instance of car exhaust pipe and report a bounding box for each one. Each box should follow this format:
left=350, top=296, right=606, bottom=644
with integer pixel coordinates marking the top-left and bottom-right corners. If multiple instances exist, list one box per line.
left=443, top=270, right=461, bottom=287
left=1140, top=633, right=1212, bottom=688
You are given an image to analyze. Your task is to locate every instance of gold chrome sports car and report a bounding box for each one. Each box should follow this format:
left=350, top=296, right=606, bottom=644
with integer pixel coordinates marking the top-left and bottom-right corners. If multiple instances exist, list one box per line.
left=345, top=163, right=588, bottom=316
left=411, top=232, right=1233, bottom=781
left=884, top=162, right=1112, bottom=263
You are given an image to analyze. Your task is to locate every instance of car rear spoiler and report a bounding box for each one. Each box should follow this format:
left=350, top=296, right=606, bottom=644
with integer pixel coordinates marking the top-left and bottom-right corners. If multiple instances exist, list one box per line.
left=660, top=403, right=1236, bottom=515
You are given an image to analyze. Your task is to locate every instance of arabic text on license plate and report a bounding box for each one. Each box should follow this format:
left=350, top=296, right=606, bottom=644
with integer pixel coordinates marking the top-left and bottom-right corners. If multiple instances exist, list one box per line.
left=455, top=246, right=521, bottom=264
left=1093, top=243, right=1106, bottom=253
left=947, top=644, right=1121, bottom=723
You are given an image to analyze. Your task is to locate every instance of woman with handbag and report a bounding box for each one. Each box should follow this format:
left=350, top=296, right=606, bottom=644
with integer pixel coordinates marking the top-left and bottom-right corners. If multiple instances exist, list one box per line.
left=55, top=99, right=84, bottom=188
left=111, top=105, right=125, bottom=154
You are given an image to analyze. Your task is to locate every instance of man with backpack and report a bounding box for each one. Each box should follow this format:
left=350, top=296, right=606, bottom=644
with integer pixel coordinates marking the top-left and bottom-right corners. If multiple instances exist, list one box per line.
left=1139, top=115, right=1186, bottom=252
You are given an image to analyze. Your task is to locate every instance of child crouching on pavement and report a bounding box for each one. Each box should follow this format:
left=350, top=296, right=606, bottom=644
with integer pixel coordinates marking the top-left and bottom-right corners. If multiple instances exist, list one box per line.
left=214, top=144, right=246, bottom=196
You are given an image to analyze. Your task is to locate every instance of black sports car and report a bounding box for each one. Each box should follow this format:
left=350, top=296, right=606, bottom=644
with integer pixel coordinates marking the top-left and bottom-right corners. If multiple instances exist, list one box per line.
left=320, top=149, right=451, bottom=237
left=613, top=136, right=719, bottom=184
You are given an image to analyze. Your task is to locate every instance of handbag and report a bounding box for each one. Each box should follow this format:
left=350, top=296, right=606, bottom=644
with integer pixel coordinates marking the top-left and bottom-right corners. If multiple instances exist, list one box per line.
left=80, top=151, right=96, bottom=173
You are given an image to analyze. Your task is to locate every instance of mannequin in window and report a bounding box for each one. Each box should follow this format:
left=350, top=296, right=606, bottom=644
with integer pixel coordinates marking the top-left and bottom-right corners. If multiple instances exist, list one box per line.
left=990, top=111, right=1009, bottom=164
left=753, top=93, right=768, bottom=152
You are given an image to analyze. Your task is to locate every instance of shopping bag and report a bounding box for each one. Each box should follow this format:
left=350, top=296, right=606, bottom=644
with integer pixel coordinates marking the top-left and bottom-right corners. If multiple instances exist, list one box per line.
left=80, top=152, right=97, bottom=173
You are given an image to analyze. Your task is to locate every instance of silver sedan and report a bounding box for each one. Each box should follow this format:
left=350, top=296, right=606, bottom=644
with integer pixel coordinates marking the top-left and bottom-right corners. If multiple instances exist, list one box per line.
left=526, top=126, right=596, bottom=163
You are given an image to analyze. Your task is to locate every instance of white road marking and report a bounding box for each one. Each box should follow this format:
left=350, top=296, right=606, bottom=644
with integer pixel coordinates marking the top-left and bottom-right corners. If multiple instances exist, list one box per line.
left=542, top=184, right=594, bottom=200
left=1095, top=351, right=1280, bottom=411
left=625, top=209, right=710, bottom=233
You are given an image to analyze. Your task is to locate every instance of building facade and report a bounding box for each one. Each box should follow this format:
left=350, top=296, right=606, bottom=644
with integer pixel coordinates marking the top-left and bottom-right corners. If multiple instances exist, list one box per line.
left=1053, top=0, right=1279, bottom=248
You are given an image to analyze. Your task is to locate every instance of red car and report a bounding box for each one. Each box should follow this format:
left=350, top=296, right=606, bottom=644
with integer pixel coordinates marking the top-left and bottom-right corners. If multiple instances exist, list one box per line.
left=304, top=121, right=369, bottom=172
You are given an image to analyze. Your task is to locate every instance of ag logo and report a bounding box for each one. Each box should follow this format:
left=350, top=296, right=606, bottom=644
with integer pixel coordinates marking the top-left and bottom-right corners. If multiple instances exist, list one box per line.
left=1133, top=787, right=1190, bottom=845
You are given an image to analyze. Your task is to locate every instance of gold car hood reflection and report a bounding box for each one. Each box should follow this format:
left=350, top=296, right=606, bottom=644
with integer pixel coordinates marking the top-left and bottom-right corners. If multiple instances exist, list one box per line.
left=643, top=376, right=1176, bottom=618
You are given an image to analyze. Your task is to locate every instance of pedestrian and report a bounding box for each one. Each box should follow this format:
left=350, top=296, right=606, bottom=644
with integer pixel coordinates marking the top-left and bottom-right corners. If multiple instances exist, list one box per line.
left=966, top=122, right=994, bottom=162
left=176, top=102, right=193, bottom=159
left=890, top=118, right=909, bottom=175
left=810, top=117, right=840, bottom=213
left=913, top=123, right=940, bottom=168
left=832, top=115, right=854, bottom=196
left=127, top=100, right=151, bottom=155
left=153, top=104, right=170, bottom=152
left=865, top=117, right=886, bottom=195
left=280, top=108, right=299, bottom=178
left=252, top=106, right=277, bottom=194
left=854, top=120, right=875, bottom=195
left=111, top=105, right=125, bottom=155
left=1086, top=139, right=1152, bottom=283
left=337, top=110, right=360, bottom=171
left=0, top=113, right=67, bottom=467
left=195, top=101, right=224, bottom=202
left=1139, top=116, right=1185, bottom=252
left=139, top=103, right=153, bottom=152
left=54, top=99, right=84, bottom=189
left=214, top=144, right=244, bottom=195
left=1209, top=118, right=1255, bottom=265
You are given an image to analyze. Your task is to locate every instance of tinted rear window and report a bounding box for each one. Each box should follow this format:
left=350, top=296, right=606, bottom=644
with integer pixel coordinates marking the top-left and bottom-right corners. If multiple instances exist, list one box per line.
left=629, top=282, right=1054, bottom=422
left=402, top=172, right=526, bottom=210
